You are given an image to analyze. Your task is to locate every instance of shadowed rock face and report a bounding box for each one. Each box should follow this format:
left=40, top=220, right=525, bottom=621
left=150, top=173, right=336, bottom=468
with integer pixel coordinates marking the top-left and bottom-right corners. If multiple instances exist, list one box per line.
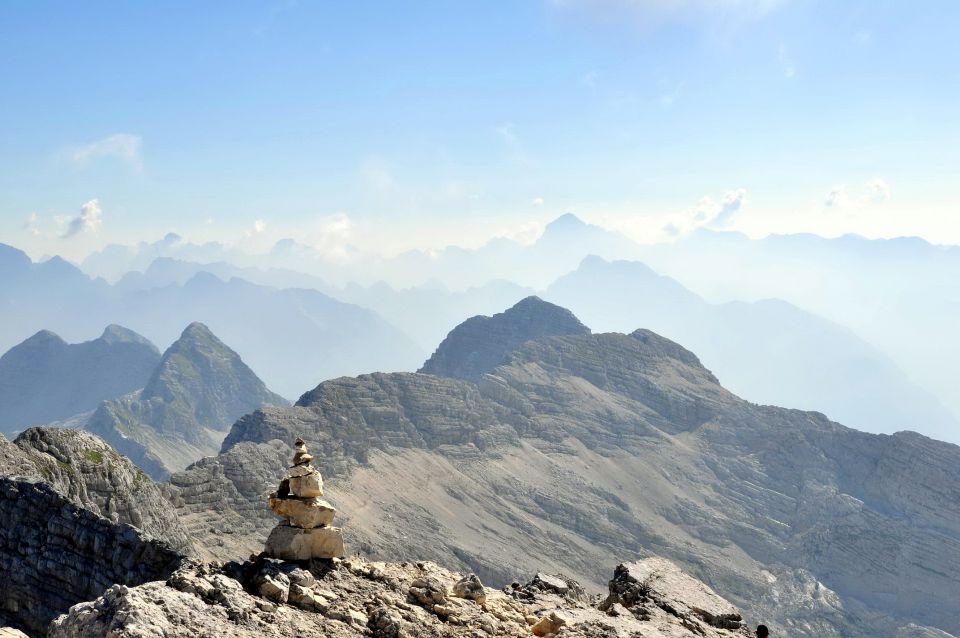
left=418, top=296, right=590, bottom=381
left=2, top=428, right=193, bottom=552
left=172, top=298, right=960, bottom=638
left=0, top=428, right=189, bottom=635
left=0, top=326, right=159, bottom=435
left=86, top=322, right=288, bottom=479
left=0, top=479, right=184, bottom=636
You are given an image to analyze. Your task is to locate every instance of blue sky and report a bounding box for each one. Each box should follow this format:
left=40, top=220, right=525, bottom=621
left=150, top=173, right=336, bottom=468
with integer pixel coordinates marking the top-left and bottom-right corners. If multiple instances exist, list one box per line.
left=1, top=0, right=958, bottom=260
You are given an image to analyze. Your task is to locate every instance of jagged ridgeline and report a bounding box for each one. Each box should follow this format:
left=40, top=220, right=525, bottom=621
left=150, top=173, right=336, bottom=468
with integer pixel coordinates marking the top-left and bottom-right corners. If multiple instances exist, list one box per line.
left=86, top=322, right=288, bottom=479
left=0, top=325, right=160, bottom=434
left=169, top=297, right=960, bottom=638
left=1, top=298, right=958, bottom=638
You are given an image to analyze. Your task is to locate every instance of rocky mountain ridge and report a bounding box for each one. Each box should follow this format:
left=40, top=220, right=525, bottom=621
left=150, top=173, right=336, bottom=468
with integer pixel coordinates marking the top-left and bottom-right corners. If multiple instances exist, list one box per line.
left=0, top=428, right=190, bottom=635
left=85, top=322, right=288, bottom=479
left=169, top=298, right=960, bottom=638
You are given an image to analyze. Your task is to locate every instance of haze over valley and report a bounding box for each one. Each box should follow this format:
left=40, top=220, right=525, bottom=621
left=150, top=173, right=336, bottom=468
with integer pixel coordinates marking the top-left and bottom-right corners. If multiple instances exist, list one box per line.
left=1, top=3, right=958, bottom=638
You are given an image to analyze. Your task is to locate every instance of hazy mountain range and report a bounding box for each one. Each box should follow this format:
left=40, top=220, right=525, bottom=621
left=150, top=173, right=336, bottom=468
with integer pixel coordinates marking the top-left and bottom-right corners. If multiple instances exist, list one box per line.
left=0, top=242, right=421, bottom=398
left=5, top=211, right=960, bottom=444
left=544, top=256, right=959, bottom=440
left=0, top=325, right=160, bottom=434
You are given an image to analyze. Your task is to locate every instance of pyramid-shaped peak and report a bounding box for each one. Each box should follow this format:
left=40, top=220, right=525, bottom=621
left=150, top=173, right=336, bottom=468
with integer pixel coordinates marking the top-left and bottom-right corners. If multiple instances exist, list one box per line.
left=543, top=213, right=587, bottom=234
left=141, top=322, right=286, bottom=419
left=502, top=296, right=590, bottom=330
left=418, top=296, right=590, bottom=382
left=20, top=329, right=67, bottom=348
left=180, top=321, right=216, bottom=340
left=99, top=324, right=157, bottom=349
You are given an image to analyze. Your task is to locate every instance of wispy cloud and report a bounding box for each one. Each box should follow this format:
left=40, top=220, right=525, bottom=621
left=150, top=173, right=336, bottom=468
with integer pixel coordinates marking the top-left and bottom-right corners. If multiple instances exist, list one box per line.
left=824, top=179, right=890, bottom=210
left=532, top=197, right=545, bottom=206
left=495, top=123, right=533, bottom=167
left=696, top=188, right=747, bottom=227
left=22, top=213, right=41, bottom=237
left=866, top=178, right=891, bottom=202
left=661, top=188, right=748, bottom=238
left=825, top=184, right=848, bottom=208
left=61, top=133, right=142, bottom=170
left=59, top=199, right=103, bottom=238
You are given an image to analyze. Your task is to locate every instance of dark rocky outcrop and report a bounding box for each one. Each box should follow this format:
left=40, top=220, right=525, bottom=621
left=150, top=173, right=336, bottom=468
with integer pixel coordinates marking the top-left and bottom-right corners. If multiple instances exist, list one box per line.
left=0, top=478, right=183, bottom=635
left=418, top=296, right=590, bottom=381
left=0, top=428, right=193, bottom=635
left=86, top=322, right=288, bottom=479
left=7, top=428, right=192, bottom=552
left=0, top=326, right=159, bottom=435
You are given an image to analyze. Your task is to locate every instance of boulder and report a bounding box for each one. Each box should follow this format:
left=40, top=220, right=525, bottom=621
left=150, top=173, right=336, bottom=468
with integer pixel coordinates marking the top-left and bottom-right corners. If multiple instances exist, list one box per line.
left=452, top=573, right=486, bottom=605
left=605, top=558, right=743, bottom=630
left=264, top=525, right=345, bottom=560
left=268, top=496, right=335, bottom=528
left=531, top=611, right=569, bottom=636
left=288, top=472, right=323, bottom=498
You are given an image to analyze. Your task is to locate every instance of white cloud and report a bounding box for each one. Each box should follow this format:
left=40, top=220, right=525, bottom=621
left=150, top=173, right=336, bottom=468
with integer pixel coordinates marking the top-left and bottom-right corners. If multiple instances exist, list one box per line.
left=660, top=188, right=748, bottom=239
left=60, top=199, right=103, bottom=238
left=63, top=134, right=142, bottom=170
left=696, top=188, right=747, bottom=227
left=824, top=179, right=890, bottom=209
left=254, top=219, right=267, bottom=234
left=825, top=184, right=848, bottom=208
left=22, top=213, right=41, bottom=236
left=866, top=178, right=891, bottom=202
left=532, top=197, right=545, bottom=206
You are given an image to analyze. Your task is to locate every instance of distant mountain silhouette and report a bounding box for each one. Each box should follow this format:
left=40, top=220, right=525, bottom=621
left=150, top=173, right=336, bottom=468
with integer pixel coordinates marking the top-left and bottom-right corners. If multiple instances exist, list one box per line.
left=0, top=246, right=422, bottom=398
left=635, top=230, right=960, bottom=428
left=0, top=325, right=160, bottom=435
left=545, top=256, right=959, bottom=440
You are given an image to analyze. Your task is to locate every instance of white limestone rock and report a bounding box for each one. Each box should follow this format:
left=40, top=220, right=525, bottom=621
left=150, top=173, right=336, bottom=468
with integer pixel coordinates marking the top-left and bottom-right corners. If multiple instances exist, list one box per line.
left=264, top=525, right=345, bottom=560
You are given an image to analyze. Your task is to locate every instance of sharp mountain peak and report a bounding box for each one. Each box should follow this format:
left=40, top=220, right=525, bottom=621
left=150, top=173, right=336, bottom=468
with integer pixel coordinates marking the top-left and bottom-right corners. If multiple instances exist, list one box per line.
left=418, top=296, right=591, bottom=382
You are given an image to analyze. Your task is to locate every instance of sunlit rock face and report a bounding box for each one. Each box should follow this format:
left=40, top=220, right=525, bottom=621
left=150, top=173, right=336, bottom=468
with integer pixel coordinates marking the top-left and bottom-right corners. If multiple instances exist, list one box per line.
left=174, top=298, right=960, bottom=638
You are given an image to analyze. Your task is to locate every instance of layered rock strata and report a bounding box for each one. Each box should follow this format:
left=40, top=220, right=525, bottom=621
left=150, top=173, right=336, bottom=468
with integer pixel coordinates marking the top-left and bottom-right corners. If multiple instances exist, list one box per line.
left=264, top=439, right=344, bottom=561
left=0, top=478, right=183, bottom=635
left=178, top=297, right=960, bottom=638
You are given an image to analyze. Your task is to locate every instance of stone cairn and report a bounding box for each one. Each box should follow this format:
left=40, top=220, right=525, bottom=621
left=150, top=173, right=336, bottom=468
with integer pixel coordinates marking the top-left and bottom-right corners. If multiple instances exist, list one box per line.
left=264, top=437, right=345, bottom=560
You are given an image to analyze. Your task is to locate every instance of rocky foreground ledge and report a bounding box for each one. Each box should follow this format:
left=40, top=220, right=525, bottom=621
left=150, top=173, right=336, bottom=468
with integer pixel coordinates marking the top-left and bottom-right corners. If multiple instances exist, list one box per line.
left=47, top=555, right=751, bottom=638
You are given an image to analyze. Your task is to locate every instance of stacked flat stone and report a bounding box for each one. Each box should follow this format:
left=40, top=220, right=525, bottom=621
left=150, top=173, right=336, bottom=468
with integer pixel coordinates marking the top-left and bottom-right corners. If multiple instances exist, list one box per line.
left=264, top=438, right=345, bottom=560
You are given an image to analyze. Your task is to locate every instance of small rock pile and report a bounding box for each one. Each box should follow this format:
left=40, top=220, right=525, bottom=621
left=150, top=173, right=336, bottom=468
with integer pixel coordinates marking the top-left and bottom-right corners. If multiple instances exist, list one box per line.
left=264, top=438, right=345, bottom=561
